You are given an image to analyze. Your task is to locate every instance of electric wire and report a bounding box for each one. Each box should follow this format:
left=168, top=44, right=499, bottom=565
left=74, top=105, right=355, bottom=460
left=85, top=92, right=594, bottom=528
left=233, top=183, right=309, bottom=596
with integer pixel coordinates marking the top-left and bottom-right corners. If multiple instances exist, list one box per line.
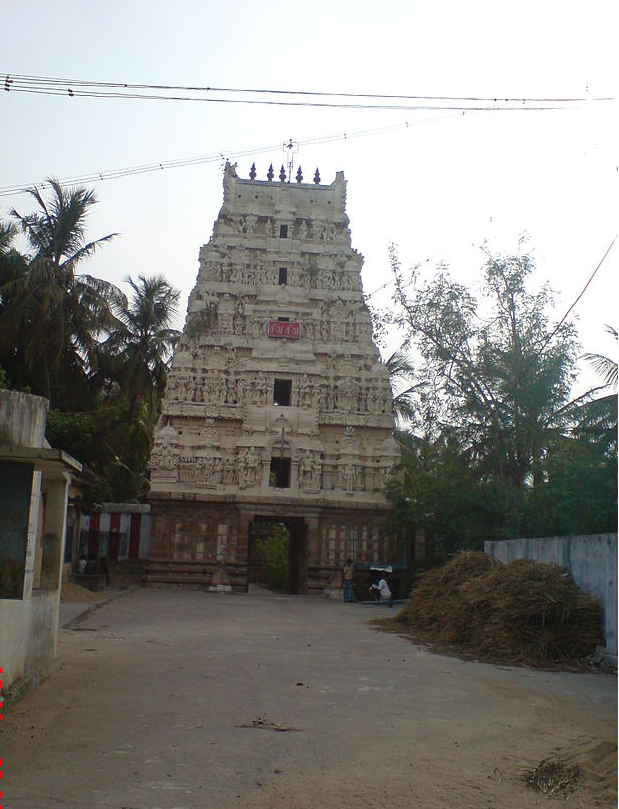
left=3, top=73, right=612, bottom=111
left=3, top=72, right=613, bottom=103
left=3, top=85, right=576, bottom=111
left=0, top=115, right=455, bottom=198
left=531, top=235, right=617, bottom=367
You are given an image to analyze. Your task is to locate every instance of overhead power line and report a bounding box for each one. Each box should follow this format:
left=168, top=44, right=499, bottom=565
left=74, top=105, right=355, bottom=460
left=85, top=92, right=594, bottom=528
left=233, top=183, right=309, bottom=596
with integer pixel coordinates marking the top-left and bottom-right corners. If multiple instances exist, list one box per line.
left=537, top=235, right=617, bottom=360
left=0, top=115, right=456, bottom=198
left=3, top=72, right=613, bottom=111
left=4, top=72, right=612, bottom=103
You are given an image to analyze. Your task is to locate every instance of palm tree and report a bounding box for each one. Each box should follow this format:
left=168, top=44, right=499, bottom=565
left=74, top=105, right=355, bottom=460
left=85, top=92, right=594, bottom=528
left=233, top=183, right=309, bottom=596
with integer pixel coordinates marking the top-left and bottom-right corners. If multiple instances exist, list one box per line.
left=0, top=220, right=18, bottom=257
left=4, top=178, right=118, bottom=403
left=106, top=274, right=181, bottom=419
left=575, top=326, right=618, bottom=455
left=383, top=348, right=426, bottom=424
left=0, top=220, right=28, bottom=293
left=0, top=220, right=30, bottom=389
left=582, top=325, right=618, bottom=390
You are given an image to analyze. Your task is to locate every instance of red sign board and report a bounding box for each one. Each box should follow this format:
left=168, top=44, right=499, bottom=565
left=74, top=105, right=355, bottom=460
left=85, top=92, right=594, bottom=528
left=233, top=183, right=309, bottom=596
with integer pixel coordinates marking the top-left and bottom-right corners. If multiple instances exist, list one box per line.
left=268, top=320, right=300, bottom=339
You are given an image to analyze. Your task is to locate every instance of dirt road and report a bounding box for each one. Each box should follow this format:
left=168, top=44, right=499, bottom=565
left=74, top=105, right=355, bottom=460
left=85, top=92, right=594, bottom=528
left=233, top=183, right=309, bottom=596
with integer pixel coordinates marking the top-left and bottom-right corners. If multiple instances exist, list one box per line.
left=3, top=588, right=616, bottom=808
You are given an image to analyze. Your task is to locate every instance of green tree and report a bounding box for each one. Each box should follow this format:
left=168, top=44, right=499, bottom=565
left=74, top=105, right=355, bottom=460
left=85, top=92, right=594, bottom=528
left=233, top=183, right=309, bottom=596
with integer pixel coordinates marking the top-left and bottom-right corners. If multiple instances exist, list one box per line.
left=256, top=524, right=290, bottom=590
left=583, top=325, right=618, bottom=390
left=381, top=246, right=618, bottom=558
left=0, top=220, right=22, bottom=267
left=45, top=402, right=154, bottom=504
left=104, top=274, right=180, bottom=419
left=385, top=431, right=508, bottom=564
left=0, top=220, right=29, bottom=390
left=385, top=246, right=579, bottom=493
left=519, top=434, right=617, bottom=536
left=1, top=179, right=181, bottom=505
left=3, top=179, right=118, bottom=404
left=46, top=273, right=181, bottom=504
left=383, top=348, right=425, bottom=424
left=574, top=325, right=618, bottom=456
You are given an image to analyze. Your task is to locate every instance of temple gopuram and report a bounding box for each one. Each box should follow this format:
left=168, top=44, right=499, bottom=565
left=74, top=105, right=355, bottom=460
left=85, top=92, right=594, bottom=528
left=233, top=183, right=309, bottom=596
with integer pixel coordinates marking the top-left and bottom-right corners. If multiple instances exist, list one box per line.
left=147, top=161, right=401, bottom=593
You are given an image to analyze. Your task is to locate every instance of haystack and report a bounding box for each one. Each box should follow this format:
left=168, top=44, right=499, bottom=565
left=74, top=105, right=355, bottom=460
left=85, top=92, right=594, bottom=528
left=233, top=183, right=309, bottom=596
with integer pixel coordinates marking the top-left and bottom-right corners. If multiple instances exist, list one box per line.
left=388, top=551, right=603, bottom=667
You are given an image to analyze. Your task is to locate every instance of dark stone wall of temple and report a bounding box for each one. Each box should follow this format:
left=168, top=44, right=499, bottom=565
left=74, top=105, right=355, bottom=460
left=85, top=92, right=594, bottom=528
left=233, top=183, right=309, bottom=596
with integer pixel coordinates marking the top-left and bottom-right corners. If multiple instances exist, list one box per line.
left=147, top=497, right=399, bottom=594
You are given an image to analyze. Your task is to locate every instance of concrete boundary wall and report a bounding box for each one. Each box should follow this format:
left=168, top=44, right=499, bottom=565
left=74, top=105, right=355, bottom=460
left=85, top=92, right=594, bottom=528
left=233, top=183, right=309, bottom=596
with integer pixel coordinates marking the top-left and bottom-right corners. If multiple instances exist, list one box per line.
left=0, top=591, right=58, bottom=690
left=485, top=534, right=617, bottom=660
left=1, top=389, right=81, bottom=694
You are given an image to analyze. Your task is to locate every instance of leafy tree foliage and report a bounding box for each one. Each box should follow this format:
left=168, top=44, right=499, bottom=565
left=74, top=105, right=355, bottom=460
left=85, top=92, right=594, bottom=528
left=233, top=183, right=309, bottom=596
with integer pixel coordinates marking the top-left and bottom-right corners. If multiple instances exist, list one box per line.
left=104, top=274, right=180, bottom=418
left=387, top=432, right=508, bottom=563
left=45, top=398, right=157, bottom=503
left=0, top=366, right=10, bottom=390
left=386, top=246, right=579, bottom=490
left=574, top=325, right=618, bottom=456
left=1, top=179, right=118, bottom=405
left=383, top=349, right=425, bottom=424
left=382, top=246, right=617, bottom=560
left=519, top=436, right=617, bottom=537
left=583, top=325, right=618, bottom=389
left=0, top=179, right=179, bottom=504
left=256, top=524, right=290, bottom=590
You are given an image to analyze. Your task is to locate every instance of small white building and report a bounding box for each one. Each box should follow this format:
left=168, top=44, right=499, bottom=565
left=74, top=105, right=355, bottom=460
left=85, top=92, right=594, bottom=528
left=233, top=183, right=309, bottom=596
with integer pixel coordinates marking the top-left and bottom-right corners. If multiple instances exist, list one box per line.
left=0, top=390, right=81, bottom=695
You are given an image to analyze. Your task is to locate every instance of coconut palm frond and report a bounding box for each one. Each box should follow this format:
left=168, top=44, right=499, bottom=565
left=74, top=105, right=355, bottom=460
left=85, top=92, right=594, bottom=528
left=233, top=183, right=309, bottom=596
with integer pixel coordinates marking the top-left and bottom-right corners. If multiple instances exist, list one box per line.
left=0, top=221, right=18, bottom=254
left=581, top=324, right=618, bottom=390
left=582, top=351, right=618, bottom=389
left=384, top=348, right=415, bottom=382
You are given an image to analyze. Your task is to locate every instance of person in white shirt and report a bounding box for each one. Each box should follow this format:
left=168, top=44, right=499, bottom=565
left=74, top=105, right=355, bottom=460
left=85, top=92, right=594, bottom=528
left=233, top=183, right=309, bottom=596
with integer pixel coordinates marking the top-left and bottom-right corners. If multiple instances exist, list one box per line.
left=369, top=577, right=391, bottom=603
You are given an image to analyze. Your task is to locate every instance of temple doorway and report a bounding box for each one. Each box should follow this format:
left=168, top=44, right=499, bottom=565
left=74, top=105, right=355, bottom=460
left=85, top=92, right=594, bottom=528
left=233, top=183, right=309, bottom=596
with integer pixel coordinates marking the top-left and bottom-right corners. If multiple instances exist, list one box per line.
left=247, top=516, right=307, bottom=594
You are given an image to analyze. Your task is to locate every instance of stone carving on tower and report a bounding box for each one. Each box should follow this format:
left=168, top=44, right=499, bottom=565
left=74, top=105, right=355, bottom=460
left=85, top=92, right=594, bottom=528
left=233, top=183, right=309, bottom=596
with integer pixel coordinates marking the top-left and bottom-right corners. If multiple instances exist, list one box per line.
left=148, top=162, right=400, bottom=593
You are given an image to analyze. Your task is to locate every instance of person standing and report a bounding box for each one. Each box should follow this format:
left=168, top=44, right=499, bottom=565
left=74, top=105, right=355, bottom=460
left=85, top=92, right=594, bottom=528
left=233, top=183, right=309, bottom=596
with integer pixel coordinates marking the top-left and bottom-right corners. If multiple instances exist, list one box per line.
left=342, top=558, right=355, bottom=602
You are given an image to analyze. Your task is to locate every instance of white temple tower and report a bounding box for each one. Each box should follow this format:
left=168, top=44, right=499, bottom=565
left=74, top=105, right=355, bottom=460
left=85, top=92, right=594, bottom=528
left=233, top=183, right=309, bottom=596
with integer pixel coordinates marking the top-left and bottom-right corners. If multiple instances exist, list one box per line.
left=147, top=162, right=401, bottom=593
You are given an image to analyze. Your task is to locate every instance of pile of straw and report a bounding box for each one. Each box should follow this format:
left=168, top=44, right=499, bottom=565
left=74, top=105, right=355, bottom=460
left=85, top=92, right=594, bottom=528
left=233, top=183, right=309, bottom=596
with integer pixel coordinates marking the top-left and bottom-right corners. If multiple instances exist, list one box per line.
left=522, top=759, right=581, bottom=796
left=389, top=551, right=603, bottom=667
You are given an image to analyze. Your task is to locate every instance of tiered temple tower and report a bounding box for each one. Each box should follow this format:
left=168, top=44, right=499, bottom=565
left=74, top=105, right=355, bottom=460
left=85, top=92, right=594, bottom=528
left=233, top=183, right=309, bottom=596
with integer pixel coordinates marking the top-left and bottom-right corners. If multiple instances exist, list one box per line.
left=147, top=162, right=401, bottom=593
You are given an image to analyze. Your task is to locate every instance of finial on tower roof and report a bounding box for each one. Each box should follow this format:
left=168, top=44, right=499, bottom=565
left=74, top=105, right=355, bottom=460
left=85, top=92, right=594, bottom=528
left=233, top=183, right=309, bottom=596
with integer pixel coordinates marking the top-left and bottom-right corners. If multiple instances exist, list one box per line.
left=249, top=162, right=257, bottom=180
left=279, top=164, right=287, bottom=182
left=296, top=166, right=303, bottom=183
left=267, top=164, right=274, bottom=181
left=313, top=168, right=321, bottom=184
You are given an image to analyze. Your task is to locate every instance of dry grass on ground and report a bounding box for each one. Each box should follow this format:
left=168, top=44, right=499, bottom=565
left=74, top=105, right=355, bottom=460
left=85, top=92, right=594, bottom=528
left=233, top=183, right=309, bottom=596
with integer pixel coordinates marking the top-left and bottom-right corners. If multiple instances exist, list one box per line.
left=380, top=551, right=604, bottom=669
left=60, top=578, right=103, bottom=603
left=522, top=738, right=618, bottom=806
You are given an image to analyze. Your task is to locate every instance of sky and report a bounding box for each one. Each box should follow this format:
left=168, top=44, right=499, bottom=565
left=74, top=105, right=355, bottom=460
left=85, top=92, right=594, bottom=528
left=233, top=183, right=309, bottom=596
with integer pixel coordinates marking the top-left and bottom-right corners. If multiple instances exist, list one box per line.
left=1, top=0, right=617, bottom=395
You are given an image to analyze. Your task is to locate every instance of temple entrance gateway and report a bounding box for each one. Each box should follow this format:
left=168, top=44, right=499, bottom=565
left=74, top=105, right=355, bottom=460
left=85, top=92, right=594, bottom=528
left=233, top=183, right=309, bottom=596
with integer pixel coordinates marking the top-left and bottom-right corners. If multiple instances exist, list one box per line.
left=248, top=516, right=307, bottom=595
left=146, top=162, right=404, bottom=593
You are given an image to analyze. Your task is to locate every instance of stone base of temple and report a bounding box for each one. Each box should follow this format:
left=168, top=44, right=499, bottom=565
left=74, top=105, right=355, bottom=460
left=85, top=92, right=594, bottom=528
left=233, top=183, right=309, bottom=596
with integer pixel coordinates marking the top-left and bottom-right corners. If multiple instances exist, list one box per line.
left=145, top=495, right=403, bottom=595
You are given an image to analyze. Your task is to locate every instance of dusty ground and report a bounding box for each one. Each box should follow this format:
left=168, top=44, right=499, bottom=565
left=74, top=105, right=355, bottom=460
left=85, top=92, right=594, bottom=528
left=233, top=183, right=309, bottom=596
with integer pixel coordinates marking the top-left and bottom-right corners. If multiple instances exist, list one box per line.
left=3, top=588, right=616, bottom=809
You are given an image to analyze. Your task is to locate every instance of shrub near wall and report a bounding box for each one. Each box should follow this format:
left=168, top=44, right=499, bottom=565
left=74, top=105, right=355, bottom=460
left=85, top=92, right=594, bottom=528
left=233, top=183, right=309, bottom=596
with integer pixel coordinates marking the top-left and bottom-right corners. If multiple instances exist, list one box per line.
left=256, top=525, right=290, bottom=591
